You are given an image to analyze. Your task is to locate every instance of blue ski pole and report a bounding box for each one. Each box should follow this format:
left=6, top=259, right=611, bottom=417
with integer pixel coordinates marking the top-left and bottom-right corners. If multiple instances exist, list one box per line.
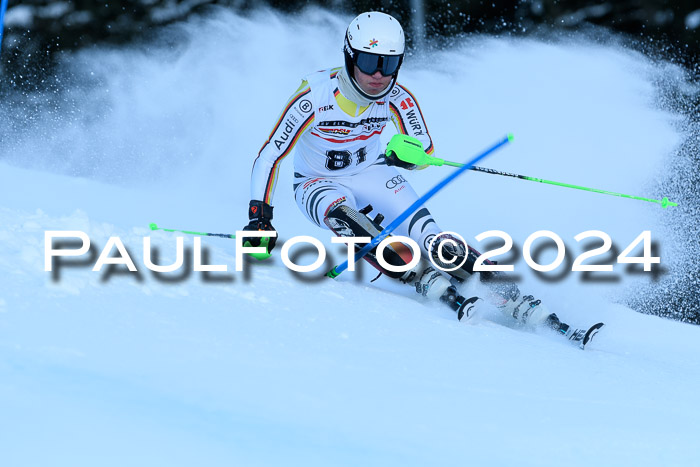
left=0, top=0, right=8, bottom=51
left=326, top=133, right=514, bottom=278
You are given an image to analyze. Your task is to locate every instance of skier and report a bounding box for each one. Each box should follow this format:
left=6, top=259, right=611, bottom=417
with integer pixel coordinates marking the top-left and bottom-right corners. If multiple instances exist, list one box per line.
left=240, top=12, right=601, bottom=346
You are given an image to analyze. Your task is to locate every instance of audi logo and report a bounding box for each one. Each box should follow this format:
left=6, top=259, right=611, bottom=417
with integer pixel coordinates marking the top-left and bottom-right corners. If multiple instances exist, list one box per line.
left=385, top=175, right=406, bottom=189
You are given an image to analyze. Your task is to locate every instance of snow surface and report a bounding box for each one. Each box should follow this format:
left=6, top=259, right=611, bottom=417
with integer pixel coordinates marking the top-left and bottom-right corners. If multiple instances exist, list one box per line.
left=1, top=8, right=698, bottom=467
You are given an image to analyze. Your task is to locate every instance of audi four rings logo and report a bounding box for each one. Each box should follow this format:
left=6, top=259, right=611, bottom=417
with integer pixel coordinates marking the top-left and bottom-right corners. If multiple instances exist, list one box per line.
left=385, top=175, right=406, bottom=189
left=299, top=99, right=313, bottom=113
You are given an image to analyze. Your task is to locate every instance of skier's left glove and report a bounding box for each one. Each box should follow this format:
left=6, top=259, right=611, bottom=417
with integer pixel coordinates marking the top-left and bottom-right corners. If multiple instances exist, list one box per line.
left=384, top=151, right=417, bottom=170
left=241, top=200, right=277, bottom=253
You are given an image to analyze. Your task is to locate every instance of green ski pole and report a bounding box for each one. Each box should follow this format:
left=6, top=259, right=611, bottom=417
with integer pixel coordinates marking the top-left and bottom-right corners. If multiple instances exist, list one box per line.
left=385, top=134, right=678, bottom=209
left=149, top=222, right=236, bottom=239
left=462, top=165, right=678, bottom=209
left=148, top=223, right=271, bottom=260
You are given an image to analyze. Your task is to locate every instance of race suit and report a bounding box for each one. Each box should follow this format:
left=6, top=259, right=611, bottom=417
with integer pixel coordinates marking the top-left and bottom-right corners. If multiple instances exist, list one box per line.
left=250, top=67, right=444, bottom=255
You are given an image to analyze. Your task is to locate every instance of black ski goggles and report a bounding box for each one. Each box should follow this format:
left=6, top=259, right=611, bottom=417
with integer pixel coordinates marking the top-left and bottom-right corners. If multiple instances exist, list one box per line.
left=353, top=50, right=403, bottom=77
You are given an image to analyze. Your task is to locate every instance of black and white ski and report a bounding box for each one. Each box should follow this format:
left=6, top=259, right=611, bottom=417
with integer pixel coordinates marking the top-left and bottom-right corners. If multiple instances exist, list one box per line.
left=565, top=322, right=605, bottom=350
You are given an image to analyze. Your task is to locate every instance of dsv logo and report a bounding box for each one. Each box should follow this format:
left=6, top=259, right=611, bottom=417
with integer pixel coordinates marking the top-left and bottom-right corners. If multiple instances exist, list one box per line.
left=385, top=175, right=406, bottom=189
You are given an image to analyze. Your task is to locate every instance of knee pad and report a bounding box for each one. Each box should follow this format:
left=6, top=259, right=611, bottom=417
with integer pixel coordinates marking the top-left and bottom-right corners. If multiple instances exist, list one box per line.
left=324, top=204, right=414, bottom=279
left=428, top=234, right=479, bottom=282
left=428, top=233, right=510, bottom=285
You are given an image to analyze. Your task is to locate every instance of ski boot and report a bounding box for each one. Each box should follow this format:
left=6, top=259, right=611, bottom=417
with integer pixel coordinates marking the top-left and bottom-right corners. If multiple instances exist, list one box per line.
left=495, top=287, right=552, bottom=326
left=402, top=263, right=482, bottom=322
left=440, top=285, right=482, bottom=322
left=493, top=286, right=604, bottom=348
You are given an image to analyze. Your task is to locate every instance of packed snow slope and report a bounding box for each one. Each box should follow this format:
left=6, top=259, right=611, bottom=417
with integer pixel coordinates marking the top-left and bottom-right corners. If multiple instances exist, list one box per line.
left=1, top=8, right=698, bottom=467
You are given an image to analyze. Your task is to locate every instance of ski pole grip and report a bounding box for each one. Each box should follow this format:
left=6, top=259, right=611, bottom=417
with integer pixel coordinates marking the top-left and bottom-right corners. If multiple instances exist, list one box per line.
left=386, top=134, right=432, bottom=166
left=386, top=134, right=450, bottom=167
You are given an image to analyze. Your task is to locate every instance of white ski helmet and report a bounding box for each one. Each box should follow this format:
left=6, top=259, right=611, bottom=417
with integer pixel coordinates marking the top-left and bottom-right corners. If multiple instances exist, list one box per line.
left=343, top=12, right=405, bottom=100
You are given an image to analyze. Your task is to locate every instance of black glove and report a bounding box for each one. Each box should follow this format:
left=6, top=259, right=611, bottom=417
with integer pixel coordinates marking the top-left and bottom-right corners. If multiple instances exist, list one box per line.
left=384, top=151, right=416, bottom=170
left=241, top=200, right=277, bottom=253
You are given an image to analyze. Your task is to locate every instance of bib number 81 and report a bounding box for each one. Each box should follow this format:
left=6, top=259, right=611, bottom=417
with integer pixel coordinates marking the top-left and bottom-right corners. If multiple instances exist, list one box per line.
left=325, top=147, right=367, bottom=171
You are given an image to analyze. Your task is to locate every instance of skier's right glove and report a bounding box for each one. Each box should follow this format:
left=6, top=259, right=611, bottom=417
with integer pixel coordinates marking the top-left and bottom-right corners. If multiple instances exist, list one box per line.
left=241, top=200, right=277, bottom=253
left=384, top=151, right=417, bottom=170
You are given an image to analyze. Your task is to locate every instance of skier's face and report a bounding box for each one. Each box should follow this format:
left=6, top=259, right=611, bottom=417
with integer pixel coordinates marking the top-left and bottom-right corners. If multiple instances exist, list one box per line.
left=354, top=66, right=392, bottom=95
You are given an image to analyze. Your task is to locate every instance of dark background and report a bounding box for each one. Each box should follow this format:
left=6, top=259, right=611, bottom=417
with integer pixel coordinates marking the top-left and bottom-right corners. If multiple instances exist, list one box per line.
left=1, top=0, right=699, bottom=90
left=1, top=0, right=699, bottom=325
